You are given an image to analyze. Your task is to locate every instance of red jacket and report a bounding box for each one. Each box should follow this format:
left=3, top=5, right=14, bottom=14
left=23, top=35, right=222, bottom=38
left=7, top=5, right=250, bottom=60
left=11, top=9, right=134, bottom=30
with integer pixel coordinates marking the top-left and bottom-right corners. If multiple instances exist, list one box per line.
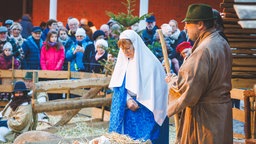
left=40, top=44, right=65, bottom=70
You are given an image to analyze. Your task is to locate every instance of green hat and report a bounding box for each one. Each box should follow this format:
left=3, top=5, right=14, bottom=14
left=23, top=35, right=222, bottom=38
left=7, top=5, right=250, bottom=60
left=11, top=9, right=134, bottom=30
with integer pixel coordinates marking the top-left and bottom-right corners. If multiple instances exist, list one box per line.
left=183, top=4, right=214, bottom=22
left=24, top=72, right=33, bottom=80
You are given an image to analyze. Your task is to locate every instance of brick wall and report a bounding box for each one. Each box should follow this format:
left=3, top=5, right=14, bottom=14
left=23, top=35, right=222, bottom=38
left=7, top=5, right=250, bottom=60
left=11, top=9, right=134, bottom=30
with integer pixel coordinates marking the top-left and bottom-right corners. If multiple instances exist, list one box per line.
left=32, top=0, right=222, bottom=30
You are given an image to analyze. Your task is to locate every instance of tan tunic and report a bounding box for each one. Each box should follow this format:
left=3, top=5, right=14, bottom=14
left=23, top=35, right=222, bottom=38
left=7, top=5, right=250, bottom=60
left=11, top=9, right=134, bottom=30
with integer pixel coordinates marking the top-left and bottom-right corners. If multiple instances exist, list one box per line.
left=168, top=28, right=233, bottom=144
left=1, top=102, right=34, bottom=141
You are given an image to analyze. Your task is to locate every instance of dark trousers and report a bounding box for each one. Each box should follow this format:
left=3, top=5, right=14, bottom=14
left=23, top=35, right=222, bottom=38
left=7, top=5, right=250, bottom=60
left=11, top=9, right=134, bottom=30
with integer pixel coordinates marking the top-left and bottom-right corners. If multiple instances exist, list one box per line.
left=232, top=99, right=240, bottom=109
left=0, top=119, right=8, bottom=128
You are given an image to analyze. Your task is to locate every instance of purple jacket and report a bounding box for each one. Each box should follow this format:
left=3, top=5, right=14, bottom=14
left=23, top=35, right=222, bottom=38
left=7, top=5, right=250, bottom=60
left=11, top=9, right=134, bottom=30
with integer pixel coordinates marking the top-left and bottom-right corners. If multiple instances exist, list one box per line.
left=0, top=53, right=20, bottom=69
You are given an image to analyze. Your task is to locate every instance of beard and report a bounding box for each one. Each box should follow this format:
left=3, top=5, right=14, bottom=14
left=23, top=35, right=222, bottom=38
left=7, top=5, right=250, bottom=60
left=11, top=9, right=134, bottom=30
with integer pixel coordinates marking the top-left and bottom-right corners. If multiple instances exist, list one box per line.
left=9, top=94, right=31, bottom=111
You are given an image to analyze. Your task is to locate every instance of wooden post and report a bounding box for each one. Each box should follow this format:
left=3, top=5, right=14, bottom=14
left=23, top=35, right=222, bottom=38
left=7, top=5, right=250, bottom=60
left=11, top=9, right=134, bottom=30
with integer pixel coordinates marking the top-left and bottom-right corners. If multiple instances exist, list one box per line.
left=67, top=62, right=71, bottom=99
left=157, top=29, right=180, bottom=135
left=32, top=71, right=39, bottom=130
left=11, top=57, right=15, bottom=87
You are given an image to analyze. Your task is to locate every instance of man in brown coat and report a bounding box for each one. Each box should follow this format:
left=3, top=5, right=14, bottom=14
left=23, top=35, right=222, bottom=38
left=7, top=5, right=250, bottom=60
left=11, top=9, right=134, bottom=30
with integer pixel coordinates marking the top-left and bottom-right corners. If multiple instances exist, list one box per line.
left=166, top=4, right=233, bottom=144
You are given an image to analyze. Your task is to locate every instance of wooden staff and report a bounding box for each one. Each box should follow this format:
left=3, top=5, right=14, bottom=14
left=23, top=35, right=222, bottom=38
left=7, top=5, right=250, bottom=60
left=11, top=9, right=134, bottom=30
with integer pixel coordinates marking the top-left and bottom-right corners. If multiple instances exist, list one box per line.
left=157, top=29, right=180, bottom=135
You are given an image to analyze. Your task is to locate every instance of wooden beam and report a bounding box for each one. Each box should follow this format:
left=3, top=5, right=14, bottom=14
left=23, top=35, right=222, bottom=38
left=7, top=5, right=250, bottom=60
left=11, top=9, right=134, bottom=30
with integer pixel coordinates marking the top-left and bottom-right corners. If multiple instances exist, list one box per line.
left=54, top=87, right=103, bottom=126
left=35, top=77, right=111, bottom=92
left=232, top=49, right=256, bottom=55
left=233, top=58, right=256, bottom=66
left=224, top=24, right=241, bottom=28
left=223, top=13, right=239, bottom=19
left=230, top=42, right=256, bottom=48
left=223, top=7, right=236, bottom=13
left=232, top=67, right=256, bottom=72
left=220, top=2, right=234, bottom=8
left=233, top=108, right=245, bottom=122
left=37, top=70, right=69, bottom=79
left=229, top=38, right=256, bottom=42
left=0, top=85, right=13, bottom=92
left=223, top=0, right=233, bottom=2
left=33, top=97, right=112, bottom=113
left=232, top=72, right=256, bottom=78
left=71, top=72, right=105, bottom=79
left=223, top=0, right=256, bottom=4
left=221, top=2, right=256, bottom=8
left=231, top=88, right=245, bottom=100
left=232, top=78, right=256, bottom=88
left=225, top=29, right=256, bottom=34
left=0, top=70, right=105, bottom=79
left=226, top=34, right=256, bottom=39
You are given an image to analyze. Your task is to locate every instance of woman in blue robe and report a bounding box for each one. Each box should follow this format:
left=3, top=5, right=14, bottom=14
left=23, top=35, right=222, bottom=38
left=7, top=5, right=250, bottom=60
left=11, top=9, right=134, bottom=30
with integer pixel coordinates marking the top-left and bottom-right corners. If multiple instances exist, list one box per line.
left=109, top=30, right=169, bottom=144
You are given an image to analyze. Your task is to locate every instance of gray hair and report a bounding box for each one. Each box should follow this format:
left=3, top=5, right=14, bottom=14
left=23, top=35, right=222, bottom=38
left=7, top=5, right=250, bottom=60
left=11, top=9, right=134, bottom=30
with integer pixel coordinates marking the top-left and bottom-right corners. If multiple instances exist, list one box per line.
left=68, top=18, right=79, bottom=26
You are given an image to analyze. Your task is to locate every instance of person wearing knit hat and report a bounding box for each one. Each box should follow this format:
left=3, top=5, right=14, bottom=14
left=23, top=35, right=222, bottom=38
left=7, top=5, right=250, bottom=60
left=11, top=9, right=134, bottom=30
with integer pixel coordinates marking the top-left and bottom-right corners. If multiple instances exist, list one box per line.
left=66, top=27, right=92, bottom=72
left=75, top=28, right=86, bottom=37
left=4, top=19, right=14, bottom=36
left=0, top=42, right=20, bottom=101
left=0, top=42, right=20, bottom=70
left=2, top=42, right=13, bottom=52
left=95, top=39, right=108, bottom=49
left=92, top=30, right=105, bottom=41
left=10, top=22, right=25, bottom=47
left=176, top=41, right=192, bottom=59
left=88, top=39, right=108, bottom=73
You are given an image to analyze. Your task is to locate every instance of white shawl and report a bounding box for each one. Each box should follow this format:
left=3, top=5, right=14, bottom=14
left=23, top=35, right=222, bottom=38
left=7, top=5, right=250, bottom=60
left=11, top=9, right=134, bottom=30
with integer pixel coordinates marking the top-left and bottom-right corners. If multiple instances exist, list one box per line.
left=109, top=30, right=168, bottom=125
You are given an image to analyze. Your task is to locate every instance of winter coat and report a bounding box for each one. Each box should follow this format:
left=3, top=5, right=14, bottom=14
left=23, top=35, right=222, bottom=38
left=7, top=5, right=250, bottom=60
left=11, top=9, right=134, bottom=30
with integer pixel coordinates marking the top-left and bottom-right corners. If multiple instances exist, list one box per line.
left=89, top=51, right=108, bottom=73
left=1, top=102, right=33, bottom=142
left=20, top=15, right=33, bottom=39
left=66, top=38, right=92, bottom=71
left=83, top=43, right=96, bottom=72
left=58, top=37, right=74, bottom=70
left=41, top=28, right=49, bottom=41
left=0, top=54, right=20, bottom=69
left=141, top=26, right=158, bottom=46
left=40, top=42, right=65, bottom=70
left=21, top=36, right=43, bottom=70
left=167, top=29, right=233, bottom=144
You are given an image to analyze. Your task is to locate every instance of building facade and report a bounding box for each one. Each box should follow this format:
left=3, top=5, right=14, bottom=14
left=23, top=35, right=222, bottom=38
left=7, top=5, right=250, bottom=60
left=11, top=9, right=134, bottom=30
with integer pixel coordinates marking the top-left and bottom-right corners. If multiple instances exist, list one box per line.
left=1, top=0, right=222, bottom=30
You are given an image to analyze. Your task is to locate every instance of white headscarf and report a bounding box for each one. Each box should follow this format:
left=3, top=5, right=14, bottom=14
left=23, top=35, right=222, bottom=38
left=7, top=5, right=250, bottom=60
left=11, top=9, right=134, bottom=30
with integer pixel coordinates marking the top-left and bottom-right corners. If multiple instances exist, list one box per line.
left=109, top=30, right=168, bottom=125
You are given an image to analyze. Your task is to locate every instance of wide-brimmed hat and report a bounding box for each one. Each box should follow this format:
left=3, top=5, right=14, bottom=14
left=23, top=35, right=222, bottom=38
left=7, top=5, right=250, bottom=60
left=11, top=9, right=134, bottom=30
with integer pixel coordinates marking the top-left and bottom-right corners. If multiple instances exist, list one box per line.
left=182, top=4, right=214, bottom=22
left=13, top=81, right=29, bottom=92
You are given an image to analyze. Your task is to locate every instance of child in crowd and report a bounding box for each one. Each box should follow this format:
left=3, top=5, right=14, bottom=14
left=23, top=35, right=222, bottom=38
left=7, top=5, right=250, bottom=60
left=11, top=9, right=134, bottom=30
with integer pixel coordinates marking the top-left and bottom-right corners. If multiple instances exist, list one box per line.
left=0, top=42, right=20, bottom=101
left=176, top=41, right=192, bottom=61
left=40, top=30, right=65, bottom=70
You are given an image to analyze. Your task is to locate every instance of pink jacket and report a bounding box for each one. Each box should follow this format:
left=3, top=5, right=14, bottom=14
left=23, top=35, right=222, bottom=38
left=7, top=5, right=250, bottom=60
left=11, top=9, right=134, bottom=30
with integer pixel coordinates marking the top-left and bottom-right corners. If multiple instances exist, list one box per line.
left=40, top=44, right=65, bottom=70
